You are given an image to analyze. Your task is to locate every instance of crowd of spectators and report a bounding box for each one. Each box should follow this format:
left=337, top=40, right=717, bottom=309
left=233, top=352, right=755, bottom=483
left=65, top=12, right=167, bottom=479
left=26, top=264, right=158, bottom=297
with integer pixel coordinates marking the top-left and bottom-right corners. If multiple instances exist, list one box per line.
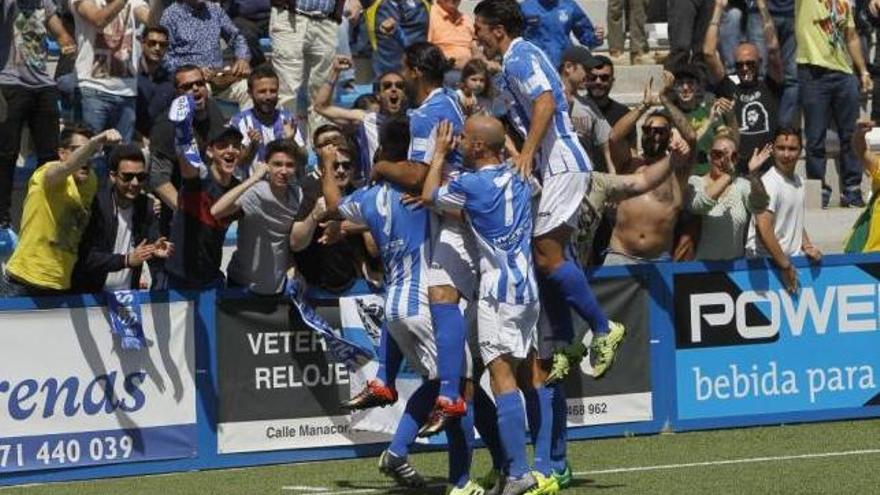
left=1, top=0, right=880, bottom=298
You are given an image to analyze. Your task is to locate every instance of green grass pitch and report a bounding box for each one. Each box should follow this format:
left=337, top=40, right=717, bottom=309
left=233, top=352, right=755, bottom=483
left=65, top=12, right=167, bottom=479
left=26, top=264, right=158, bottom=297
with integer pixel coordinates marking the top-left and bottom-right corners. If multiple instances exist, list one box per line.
left=7, top=419, right=880, bottom=494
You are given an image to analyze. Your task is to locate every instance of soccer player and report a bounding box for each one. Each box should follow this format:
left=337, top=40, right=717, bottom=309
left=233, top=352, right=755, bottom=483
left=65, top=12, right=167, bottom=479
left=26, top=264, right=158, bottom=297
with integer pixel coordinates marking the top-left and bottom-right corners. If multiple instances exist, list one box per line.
left=370, top=41, right=473, bottom=436
left=319, top=134, right=479, bottom=494
left=422, top=116, right=545, bottom=495
left=473, top=0, right=624, bottom=490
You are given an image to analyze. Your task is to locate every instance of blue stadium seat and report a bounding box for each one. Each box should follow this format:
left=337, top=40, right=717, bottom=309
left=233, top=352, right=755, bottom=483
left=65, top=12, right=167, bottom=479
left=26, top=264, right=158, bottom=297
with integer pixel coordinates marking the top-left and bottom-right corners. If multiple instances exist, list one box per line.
left=45, top=38, right=60, bottom=57
left=259, top=38, right=272, bottom=53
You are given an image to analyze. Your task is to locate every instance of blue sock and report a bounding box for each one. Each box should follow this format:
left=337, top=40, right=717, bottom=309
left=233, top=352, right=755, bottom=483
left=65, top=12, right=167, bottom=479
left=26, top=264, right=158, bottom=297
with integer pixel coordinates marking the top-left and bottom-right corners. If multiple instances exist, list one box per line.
left=537, top=273, right=574, bottom=343
left=376, top=323, right=403, bottom=387
left=524, top=386, right=553, bottom=476
left=446, top=402, right=475, bottom=487
left=430, top=303, right=466, bottom=400
left=547, top=260, right=609, bottom=335
left=549, top=382, right=568, bottom=473
left=474, top=385, right=505, bottom=471
left=388, top=381, right=439, bottom=458
left=495, top=391, right=530, bottom=478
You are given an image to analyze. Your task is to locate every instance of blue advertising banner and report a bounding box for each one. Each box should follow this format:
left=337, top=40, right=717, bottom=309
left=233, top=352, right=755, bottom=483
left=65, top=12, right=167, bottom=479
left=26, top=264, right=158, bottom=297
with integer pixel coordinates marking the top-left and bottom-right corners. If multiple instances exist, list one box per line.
left=674, top=262, right=880, bottom=420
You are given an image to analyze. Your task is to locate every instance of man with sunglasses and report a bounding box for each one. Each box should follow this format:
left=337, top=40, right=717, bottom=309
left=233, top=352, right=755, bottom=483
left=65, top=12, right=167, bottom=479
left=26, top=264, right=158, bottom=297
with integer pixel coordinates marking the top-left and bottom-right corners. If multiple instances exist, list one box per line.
left=72, top=144, right=172, bottom=293
left=149, top=65, right=228, bottom=237
left=704, top=0, right=784, bottom=175
left=1, top=126, right=122, bottom=297
left=136, top=26, right=173, bottom=139
left=314, top=57, right=408, bottom=183
left=604, top=111, right=695, bottom=265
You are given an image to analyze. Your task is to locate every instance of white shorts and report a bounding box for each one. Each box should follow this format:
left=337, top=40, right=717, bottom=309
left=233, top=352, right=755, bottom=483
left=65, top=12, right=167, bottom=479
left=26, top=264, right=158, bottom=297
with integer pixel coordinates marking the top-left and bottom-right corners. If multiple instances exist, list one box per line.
left=533, top=171, right=591, bottom=237
left=428, top=214, right=479, bottom=300
left=477, top=298, right=539, bottom=365
left=387, top=315, right=438, bottom=379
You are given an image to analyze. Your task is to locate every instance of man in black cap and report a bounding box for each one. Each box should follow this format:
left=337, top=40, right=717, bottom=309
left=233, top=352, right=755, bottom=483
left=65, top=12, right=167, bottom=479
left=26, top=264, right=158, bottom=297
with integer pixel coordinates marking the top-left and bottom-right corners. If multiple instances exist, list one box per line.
left=160, top=125, right=244, bottom=290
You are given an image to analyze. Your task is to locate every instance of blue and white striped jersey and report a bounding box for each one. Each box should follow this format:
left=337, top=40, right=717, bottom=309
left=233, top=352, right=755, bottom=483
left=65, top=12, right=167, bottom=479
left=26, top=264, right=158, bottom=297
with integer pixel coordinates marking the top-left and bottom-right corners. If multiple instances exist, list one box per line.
left=354, top=111, right=386, bottom=184
left=434, top=163, right=538, bottom=305
left=407, top=88, right=465, bottom=176
left=499, top=37, right=593, bottom=178
left=228, top=108, right=305, bottom=179
left=339, top=182, right=431, bottom=321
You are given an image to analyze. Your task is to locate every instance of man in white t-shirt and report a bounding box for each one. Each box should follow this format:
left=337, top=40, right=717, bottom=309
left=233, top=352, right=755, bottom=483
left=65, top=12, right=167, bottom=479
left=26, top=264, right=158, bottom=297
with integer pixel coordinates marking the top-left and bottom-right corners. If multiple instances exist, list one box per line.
left=72, top=0, right=160, bottom=140
left=746, top=128, right=822, bottom=293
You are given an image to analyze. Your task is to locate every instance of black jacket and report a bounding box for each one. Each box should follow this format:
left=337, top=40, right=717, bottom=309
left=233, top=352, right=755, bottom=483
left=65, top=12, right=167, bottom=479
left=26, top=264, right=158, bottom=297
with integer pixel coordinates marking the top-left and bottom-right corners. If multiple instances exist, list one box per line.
left=71, top=184, right=160, bottom=293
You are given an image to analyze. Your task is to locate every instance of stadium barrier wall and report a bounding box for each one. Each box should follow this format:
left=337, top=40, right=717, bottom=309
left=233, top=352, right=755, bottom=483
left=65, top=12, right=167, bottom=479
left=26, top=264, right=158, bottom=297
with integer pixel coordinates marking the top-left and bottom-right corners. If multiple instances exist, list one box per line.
left=2, top=253, right=880, bottom=486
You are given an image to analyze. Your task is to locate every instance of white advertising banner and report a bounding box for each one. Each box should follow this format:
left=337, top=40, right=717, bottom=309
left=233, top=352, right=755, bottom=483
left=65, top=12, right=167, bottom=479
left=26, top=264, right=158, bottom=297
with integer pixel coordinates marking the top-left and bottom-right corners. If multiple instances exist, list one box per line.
left=0, top=301, right=197, bottom=473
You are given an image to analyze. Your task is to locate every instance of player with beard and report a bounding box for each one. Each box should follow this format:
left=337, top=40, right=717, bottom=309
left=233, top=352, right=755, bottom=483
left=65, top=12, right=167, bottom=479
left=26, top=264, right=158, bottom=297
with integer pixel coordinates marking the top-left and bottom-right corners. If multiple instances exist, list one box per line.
left=704, top=0, right=784, bottom=174
left=315, top=57, right=408, bottom=183
left=604, top=111, right=696, bottom=265
left=228, top=65, right=305, bottom=179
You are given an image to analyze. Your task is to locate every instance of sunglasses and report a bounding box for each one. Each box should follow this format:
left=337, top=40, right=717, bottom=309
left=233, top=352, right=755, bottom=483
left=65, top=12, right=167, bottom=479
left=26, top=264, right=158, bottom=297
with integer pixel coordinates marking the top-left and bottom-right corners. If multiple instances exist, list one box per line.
left=381, top=81, right=405, bottom=90
left=177, top=79, right=207, bottom=92
left=641, top=125, right=671, bottom=137
left=117, top=172, right=149, bottom=182
left=586, top=73, right=612, bottom=82
left=145, top=39, right=168, bottom=48
left=709, top=149, right=737, bottom=160
left=335, top=161, right=353, bottom=170
left=735, top=60, right=758, bottom=69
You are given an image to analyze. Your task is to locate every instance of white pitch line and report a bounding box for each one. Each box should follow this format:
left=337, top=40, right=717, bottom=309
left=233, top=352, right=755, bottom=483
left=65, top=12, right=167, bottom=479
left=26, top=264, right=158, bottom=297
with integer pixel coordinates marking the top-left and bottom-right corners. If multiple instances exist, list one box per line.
left=307, top=484, right=447, bottom=495
left=281, top=486, right=329, bottom=492
left=576, top=448, right=880, bottom=476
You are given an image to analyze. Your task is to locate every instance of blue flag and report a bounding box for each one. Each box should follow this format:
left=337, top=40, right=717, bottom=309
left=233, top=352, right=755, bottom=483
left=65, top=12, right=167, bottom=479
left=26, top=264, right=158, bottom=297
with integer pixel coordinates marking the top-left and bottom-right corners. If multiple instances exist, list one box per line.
left=105, top=290, right=147, bottom=351
left=286, top=280, right=374, bottom=370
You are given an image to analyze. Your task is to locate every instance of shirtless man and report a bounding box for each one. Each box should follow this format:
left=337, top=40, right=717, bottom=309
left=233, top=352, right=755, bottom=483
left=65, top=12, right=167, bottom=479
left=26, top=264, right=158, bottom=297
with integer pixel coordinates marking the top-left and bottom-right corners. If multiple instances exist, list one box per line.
left=603, top=111, right=694, bottom=265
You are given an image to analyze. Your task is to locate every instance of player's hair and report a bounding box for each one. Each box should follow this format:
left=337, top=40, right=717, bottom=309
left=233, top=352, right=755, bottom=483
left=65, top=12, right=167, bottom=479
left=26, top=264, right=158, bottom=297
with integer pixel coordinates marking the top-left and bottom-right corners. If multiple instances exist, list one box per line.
left=774, top=127, right=802, bottom=147
left=403, top=42, right=453, bottom=86
left=474, top=0, right=524, bottom=38
left=375, top=115, right=411, bottom=162
left=312, top=123, right=344, bottom=147
left=247, top=64, right=279, bottom=91
left=108, top=144, right=146, bottom=172
left=59, top=123, right=94, bottom=148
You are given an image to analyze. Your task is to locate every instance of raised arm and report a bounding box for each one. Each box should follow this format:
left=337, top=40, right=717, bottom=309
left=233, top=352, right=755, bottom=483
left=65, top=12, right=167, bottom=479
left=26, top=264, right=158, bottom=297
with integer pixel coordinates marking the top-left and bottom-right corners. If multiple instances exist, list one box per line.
left=314, top=57, right=368, bottom=125
left=755, top=0, right=783, bottom=85
left=659, top=72, right=697, bottom=145
left=702, top=0, right=727, bottom=83
left=210, top=162, right=268, bottom=219
left=610, top=77, right=658, bottom=166
left=45, top=129, right=122, bottom=188
left=319, top=144, right=343, bottom=212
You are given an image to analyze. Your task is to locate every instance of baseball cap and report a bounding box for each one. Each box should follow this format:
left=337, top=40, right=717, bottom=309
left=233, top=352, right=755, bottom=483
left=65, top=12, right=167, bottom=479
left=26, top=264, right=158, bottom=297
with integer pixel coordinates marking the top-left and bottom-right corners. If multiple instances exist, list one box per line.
left=207, top=126, right=243, bottom=145
left=561, top=46, right=602, bottom=70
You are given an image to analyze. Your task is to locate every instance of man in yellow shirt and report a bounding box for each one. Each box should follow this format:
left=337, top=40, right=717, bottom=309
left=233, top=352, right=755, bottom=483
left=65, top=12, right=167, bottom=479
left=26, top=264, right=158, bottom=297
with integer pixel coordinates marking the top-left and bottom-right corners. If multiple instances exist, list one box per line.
left=796, top=0, right=872, bottom=208
left=1, top=125, right=121, bottom=296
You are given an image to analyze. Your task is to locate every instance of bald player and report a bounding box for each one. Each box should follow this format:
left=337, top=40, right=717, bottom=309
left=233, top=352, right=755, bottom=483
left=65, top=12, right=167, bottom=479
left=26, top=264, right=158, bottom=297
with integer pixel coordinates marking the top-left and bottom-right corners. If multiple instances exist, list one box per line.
left=703, top=0, right=784, bottom=173
left=423, top=116, right=547, bottom=494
